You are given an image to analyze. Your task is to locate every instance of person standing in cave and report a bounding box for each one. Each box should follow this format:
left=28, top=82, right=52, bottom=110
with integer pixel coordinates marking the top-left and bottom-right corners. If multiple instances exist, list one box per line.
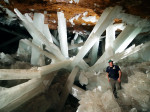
left=106, top=60, right=122, bottom=98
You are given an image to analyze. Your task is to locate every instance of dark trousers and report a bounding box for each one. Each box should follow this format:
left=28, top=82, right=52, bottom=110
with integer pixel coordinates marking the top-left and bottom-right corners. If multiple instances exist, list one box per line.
left=109, top=78, right=121, bottom=96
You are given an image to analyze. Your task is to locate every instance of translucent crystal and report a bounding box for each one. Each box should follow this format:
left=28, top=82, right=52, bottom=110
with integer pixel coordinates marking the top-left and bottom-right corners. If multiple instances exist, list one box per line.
left=114, top=25, right=142, bottom=53
left=90, top=39, right=99, bottom=65
left=105, top=24, right=115, bottom=50
left=71, top=85, right=85, bottom=100
left=72, top=6, right=122, bottom=67
left=14, top=9, right=65, bottom=61
left=22, top=39, right=60, bottom=63
left=0, top=52, right=14, bottom=64
left=57, top=12, right=69, bottom=58
left=101, top=90, right=121, bottom=112
left=0, top=68, right=41, bottom=80
left=90, top=41, right=150, bottom=72
left=79, top=71, right=88, bottom=86
left=0, top=79, right=43, bottom=109
left=39, top=60, right=72, bottom=76
left=129, top=108, right=137, bottom=112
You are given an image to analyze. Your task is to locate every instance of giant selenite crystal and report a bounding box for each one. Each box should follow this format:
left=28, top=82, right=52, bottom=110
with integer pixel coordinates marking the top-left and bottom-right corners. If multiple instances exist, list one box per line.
left=105, top=24, right=115, bottom=50
left=31, top=13, right=45, bottom=66
left=113, top=25, right=142, bottom=53
left=0, top=59, right=71, bottom=81
left=0, top=78, right=43, bottom=109
left=57, top=12, right=69, bottom=58
left=105, top=23, right=125, bottom=50
left=22, top=39, right=60, bottom=63
left=0, top=72, right=57, bottom=112
left=90, top=39, right=99, bottom=65
left=72, top=6, right=122, bottom=67
left=14, top=9, right=66, bottom=61
left=90, top=41, right=150, bottom=72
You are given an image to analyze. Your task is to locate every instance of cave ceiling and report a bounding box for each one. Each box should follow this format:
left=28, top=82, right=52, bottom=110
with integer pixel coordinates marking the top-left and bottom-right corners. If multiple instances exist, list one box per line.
left=0, top=0, right=150, bottom=33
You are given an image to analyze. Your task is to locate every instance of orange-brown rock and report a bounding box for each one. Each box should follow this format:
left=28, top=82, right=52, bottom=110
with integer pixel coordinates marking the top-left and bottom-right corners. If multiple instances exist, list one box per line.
left=0, top=0, right=150, bottom=32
